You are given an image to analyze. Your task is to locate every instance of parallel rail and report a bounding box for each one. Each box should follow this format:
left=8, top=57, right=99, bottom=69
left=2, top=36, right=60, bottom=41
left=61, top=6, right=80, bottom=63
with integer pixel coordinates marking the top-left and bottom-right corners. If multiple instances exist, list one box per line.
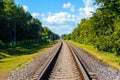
left=67, top=43, right=90, bottom=80
left=36, top=41, right=92, bottom=80
left=37, top=41, right=62, bottom=80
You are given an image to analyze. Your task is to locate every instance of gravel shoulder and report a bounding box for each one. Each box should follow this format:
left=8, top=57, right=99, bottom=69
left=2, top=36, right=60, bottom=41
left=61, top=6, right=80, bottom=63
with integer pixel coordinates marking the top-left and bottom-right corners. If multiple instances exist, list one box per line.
left=6, top=41, right=120, bottom=80
left=6, top=42, right=60, bottom=80
left=70, top=43, right=120, bottom=80
left=48, top=41, right=83, bottom=80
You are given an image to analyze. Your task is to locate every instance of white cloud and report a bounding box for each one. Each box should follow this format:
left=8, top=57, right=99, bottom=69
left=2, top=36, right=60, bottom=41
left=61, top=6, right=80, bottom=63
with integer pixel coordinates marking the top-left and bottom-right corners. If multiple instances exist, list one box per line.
left=63, top=2, right=75, bottom=12
left=82, top=0, right=93, bottom=7
left=40, top=13, right=45, bottom=17
left=32, top=12, right=40, bottom=17
left=79, top=7, right=94, bottom=17
left=41, top=12, right=77, bottom=35
left=78, top=0, right=96, bottom=18
left=63, top=2, right=71, bottom=8
left=40, top=0, right=98, bottom=35
left=45, top=24, right=74, bottom=36
left=43, top=12, right=76, bottom=24
left=22, top=5, right=28, bottom=11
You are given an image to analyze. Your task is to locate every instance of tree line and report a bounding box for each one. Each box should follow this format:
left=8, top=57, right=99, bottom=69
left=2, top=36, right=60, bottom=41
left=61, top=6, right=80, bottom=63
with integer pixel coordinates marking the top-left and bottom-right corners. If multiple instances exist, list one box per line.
left=0, top=0, right=59, bottom=48
left=61, top=0, right=120, bottom=55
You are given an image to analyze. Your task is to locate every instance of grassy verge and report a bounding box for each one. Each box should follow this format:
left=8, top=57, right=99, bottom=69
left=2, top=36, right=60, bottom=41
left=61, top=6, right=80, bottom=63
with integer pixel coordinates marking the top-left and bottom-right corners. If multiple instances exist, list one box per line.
left=0, top=41, right=57, bottom=80
left=68, top=40, right=120, bottom=70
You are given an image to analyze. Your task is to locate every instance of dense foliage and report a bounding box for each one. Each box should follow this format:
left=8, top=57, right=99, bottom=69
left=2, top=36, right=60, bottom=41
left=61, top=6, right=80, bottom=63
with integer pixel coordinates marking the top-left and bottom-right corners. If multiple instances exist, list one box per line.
left=62, top=0, right=120, bottom=55
left=61, top=34, right=71, bottom=40
left=0, top=0, right=59, bottom=48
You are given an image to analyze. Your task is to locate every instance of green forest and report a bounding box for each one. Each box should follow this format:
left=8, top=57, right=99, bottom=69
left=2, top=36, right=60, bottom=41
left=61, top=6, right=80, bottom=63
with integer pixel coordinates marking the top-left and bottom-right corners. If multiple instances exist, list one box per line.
left=0, top=0, right=59, bottom=49
left=62, top=0, right=120, bottom=55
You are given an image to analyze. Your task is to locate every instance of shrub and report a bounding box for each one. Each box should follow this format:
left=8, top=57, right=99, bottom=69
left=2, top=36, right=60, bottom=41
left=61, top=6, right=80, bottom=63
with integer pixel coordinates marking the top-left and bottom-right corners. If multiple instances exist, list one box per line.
left=0, top=40, right=5, bottom=49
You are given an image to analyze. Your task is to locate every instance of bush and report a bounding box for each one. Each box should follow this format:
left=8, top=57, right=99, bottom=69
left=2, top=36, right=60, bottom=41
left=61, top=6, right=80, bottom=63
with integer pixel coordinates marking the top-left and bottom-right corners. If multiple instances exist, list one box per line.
left=113, top=18, right=120, bottom=55
left=115, top=39, right=120, bottom=55
left=16, top=39, right=41, bottom=48
left=0, top=40, right=5, bottom=49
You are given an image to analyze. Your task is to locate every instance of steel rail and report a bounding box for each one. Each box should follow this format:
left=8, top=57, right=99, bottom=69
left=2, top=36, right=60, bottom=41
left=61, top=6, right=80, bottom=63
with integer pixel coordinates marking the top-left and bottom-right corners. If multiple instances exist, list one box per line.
left=67, top=43, right=91, bottom=80
left=37, top=41, right=62, bottom=80
left=37, top=41, right=91, bottom=80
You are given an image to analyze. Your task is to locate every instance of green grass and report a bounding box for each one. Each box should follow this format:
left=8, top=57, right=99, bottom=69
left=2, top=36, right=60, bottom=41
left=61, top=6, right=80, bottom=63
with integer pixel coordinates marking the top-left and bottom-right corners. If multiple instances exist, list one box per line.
left=0, top=41, right=57, bottom=80
left=0, top=48, right=50, bottom=73
left=0, top=52, right=11, bottom=59
left=68, top=40, right=120, bottom=70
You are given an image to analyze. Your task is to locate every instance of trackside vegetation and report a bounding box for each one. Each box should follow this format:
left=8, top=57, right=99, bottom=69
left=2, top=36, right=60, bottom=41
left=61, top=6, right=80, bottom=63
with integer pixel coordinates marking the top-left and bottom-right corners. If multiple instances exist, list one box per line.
left=61, top=0, right=120, bottom=55
left=0, top=0, right=59, bottom=79
left=0, top=41, right=57, bottom=80
left=0, top=0, right=60, bottom=58
left=68, top=40, right=120, bottom=70
left=0, top=0, right=59, bottom=49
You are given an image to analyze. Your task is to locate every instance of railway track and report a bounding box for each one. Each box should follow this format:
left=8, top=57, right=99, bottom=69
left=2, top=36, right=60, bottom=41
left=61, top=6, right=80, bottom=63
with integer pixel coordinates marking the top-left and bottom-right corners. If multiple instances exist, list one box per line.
left=34, top=41, right=95, bottom=80
left=6, top=40, right=120, bottom=80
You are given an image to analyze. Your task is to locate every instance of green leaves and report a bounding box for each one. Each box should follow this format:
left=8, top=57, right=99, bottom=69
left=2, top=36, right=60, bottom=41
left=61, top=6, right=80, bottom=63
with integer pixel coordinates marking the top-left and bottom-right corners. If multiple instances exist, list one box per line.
left=42, top=27, right=59, bottom=42
left=61, top=34, right=71, bottom=40
left=66, top=0, right=120, bottom=55
left=0, top=0, right=59, bottom=47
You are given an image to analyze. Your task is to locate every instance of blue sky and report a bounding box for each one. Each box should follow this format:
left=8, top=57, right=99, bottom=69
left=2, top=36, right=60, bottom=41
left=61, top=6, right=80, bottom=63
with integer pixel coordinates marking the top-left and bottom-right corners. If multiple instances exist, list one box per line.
left=15, top=0, right=98, bottom=36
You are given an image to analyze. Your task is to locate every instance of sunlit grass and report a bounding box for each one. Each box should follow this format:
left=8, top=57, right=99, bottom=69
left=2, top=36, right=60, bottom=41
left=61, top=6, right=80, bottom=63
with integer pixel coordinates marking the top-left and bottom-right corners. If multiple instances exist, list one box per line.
left=0, top=48, right=46, bottom=73
left=0, top=52, right=12, bottom=59
left=68, top=40, right=120, bottom=70
left=0, top=41, right=57, bottom=80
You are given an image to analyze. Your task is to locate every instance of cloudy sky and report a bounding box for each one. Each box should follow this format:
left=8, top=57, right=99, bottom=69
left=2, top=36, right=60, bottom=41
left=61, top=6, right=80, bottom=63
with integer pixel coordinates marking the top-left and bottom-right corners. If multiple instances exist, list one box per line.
left=15, top=0, right=98, bottom=36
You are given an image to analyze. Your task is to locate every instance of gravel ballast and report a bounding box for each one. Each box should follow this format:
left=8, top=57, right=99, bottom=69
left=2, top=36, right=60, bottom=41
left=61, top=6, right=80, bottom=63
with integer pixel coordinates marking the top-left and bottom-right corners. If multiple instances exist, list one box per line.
left=70, top=44, right=120, bottom=80
left=6, top=42, right=60, bottom=80
left=6, top=41, right=120, bottom=80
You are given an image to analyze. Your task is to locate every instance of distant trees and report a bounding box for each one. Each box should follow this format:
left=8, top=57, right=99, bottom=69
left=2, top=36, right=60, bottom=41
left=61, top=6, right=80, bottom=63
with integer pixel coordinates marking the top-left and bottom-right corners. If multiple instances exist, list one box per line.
left=62, top=0, right=120, bottom=55
left=0, top=0, right=59, bottom=48
left=61, top=34, right=71, bottom=40
left=41, top=27, right=59, bottom=42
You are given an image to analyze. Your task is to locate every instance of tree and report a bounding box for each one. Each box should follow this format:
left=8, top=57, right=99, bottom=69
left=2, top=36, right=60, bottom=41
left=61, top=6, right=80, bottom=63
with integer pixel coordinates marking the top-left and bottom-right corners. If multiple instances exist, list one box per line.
left=61, top=34, right=71, bottom=40
left=41, top=27, right=59, bottom=42
left=69, top=0, right=120, bottom=54
left=0, top=0, right=59, bottom=48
